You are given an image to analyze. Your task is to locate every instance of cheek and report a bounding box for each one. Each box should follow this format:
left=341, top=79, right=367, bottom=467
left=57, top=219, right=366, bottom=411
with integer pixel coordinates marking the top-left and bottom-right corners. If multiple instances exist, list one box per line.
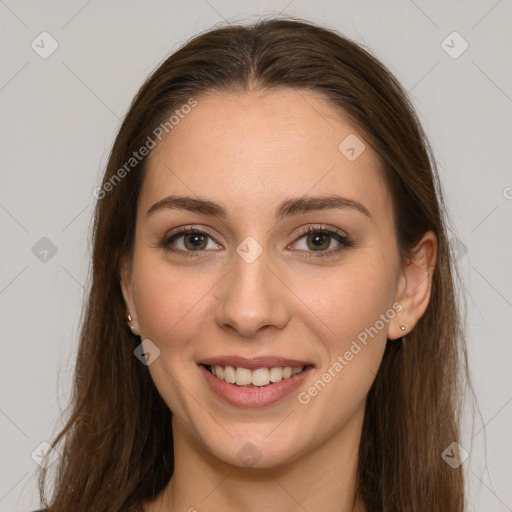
left=304, top=263, right=396, bottom=345
left=290, top=267, right=395, bottom=426
left=293, top=259, right=398, bottom=411
left=132, top=251, right=215, bottom=346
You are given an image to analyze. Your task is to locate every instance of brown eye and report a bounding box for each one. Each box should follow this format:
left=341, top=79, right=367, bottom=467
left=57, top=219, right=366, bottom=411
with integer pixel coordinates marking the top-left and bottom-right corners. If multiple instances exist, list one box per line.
left=291, top=226, right=352, bottom=259
left=162, top=228, right=222, bottom=256
left=182, top=233, right=208, bottom=251
left=305, top=232, right=332, bottom=251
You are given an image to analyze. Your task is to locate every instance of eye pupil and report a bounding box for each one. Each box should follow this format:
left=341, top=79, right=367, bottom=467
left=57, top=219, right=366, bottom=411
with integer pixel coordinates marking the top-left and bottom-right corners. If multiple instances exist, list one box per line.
left=307, top=233, right=330, bottom=251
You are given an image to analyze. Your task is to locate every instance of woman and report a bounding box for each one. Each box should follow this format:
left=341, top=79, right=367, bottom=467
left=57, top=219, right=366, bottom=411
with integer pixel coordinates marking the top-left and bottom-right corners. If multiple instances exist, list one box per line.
left=38, top=17, right=470, bottom=512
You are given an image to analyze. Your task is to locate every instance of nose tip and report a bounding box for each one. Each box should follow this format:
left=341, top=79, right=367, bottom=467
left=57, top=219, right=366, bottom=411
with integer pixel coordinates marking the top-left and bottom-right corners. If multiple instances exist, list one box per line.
left=224, top=315, right=276, bottom=339
left=214, top=255, right=290, bottom=338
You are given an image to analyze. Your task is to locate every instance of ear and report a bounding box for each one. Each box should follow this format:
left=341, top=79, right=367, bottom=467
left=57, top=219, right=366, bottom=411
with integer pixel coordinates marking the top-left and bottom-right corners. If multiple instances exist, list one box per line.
left=388, top=230, right=437, bottom=340
left=120, top=254, right=140, bottom=336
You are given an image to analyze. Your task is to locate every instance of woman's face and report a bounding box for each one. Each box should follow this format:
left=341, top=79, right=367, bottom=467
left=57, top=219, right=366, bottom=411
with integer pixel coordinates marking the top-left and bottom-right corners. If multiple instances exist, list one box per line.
left=122, top=88, right=406, bottom=468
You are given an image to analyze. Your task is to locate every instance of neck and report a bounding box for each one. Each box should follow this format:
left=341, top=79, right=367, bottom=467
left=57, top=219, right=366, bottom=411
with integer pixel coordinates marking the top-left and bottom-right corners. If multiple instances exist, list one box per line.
left=144, top=408, right=367, bottom=512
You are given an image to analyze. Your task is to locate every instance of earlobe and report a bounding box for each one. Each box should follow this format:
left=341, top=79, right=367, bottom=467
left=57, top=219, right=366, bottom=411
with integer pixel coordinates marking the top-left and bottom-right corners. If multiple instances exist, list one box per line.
left=119, top=256, right=140, bottom=336
left=388, top=231, right=437, bottom=340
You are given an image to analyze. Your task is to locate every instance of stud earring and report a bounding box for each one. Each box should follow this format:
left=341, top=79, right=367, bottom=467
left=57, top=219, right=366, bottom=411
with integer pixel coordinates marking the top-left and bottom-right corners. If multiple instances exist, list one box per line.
left=127, top=314, right=135, bottom=333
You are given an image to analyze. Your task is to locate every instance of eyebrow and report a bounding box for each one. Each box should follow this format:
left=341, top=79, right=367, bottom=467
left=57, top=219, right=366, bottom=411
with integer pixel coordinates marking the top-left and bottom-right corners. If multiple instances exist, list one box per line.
left=147, top=194, right=371, bottom=220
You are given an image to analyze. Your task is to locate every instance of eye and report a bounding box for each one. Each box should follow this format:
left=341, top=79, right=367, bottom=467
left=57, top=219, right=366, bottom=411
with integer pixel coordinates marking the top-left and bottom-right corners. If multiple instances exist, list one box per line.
left=162, top=227, right=222, bottom=256
left=290, top=225, right=352, bottom=258
left=161, top=224, right=352, bottom=259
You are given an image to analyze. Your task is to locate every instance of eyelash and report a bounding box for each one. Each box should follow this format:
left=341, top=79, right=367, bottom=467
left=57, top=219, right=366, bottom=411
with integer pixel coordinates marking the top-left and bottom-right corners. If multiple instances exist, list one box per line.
left=161, top=224, right=352, bottom=259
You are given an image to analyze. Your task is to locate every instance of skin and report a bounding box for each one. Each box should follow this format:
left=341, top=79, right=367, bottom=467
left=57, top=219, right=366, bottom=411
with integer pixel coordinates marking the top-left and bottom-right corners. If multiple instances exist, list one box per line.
left=121, top=88, right=437, bottom=512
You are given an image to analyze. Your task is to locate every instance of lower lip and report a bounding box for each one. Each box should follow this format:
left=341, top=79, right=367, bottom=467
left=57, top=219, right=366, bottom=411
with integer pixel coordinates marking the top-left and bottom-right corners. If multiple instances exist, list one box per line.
left=199, top=364, right=313, bottom=408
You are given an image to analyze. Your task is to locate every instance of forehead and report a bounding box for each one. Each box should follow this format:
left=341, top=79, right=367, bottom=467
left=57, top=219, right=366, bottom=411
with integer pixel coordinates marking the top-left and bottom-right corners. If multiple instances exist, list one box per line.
left=140, top=88, right=391, bottom=218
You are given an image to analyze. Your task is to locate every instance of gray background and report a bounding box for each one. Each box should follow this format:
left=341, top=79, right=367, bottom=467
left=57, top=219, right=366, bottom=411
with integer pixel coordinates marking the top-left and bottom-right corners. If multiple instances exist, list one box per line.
left=0, top=1, right=511, bottom=510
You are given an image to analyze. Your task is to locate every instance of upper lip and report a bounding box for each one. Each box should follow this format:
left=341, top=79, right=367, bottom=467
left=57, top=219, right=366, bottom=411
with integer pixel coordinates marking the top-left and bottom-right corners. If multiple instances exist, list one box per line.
left=198, top=355, right=314, bottom=370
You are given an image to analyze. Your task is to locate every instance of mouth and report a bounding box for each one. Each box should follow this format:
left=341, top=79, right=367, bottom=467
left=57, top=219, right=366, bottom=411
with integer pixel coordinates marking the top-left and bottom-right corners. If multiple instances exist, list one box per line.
left=200, top=363, right=314, bottom=388
left=197, top=355, right=315, bottom=407
left=198, top=360, right=314, bottom=407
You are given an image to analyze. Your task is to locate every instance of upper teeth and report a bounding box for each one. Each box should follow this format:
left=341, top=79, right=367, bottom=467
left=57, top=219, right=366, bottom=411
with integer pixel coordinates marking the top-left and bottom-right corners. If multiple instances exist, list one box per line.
left=209, top=365, right=305, bottom=387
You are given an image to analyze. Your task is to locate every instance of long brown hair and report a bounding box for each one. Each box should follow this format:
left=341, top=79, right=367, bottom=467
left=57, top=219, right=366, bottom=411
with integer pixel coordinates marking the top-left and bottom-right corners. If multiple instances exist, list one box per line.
left=40, top=17, right=470, bottom=511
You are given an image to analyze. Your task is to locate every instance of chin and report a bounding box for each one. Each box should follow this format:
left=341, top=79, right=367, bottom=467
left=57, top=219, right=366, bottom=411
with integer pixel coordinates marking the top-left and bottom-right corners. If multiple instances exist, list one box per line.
left=200, top=428, right=309, bottom=470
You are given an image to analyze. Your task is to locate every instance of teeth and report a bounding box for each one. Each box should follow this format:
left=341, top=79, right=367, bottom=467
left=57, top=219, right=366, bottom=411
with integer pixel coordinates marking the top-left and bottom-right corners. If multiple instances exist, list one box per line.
left=208, top=365, right=305, bottom=387
left=235, top=367, right=252, bottom=386
left=269, top=367, right=283, bottom=383
left=223, top=365, right=236, bottom=383
left=214, top=366, right=224, bottom=379
left=251, top=368, right=270, bottom=386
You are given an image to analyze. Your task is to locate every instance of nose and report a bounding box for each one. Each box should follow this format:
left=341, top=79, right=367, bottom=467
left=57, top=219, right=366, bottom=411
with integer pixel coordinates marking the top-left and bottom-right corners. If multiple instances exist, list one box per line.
left=214, top=249, right=290, bottom=338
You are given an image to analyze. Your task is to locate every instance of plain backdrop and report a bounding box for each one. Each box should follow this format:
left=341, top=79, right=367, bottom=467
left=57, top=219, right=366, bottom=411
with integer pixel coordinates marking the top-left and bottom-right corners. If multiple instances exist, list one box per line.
left=0, top=1, right=511, bottom=511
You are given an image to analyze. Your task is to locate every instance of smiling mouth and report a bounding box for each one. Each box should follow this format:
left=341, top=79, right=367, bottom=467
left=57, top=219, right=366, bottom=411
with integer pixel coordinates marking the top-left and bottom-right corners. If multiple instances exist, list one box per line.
left=201, top=363, right=313, bottom=388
